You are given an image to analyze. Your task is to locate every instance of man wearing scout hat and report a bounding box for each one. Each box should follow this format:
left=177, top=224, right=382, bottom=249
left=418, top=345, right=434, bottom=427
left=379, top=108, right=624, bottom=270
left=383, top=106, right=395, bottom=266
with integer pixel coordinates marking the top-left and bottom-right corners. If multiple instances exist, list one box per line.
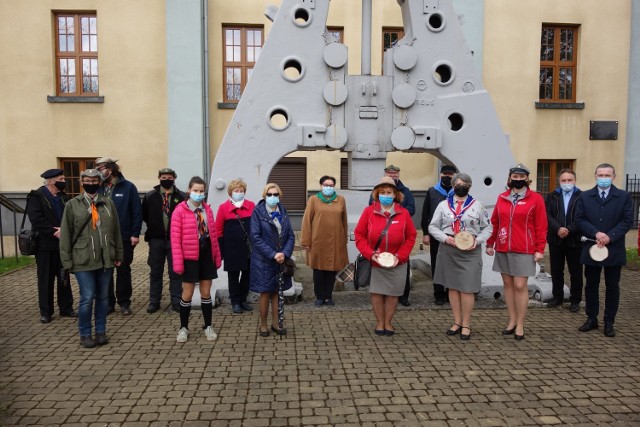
left=95, top=156, right=142, bottom=315
left=26, top=168, right=75, bottom=323
left=142, top=168, right=186, bottom=313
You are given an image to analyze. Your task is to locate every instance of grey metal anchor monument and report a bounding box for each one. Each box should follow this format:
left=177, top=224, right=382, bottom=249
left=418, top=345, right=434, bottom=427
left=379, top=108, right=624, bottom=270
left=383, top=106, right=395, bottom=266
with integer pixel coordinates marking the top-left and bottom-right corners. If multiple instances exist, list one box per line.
left=208, top=0, right=559, bottom=303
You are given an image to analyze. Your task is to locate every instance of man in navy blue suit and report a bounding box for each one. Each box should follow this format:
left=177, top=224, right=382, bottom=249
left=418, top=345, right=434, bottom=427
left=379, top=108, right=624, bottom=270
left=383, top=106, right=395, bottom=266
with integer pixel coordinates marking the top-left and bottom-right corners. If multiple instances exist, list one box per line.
left=575, top=163, right=633, bottom=337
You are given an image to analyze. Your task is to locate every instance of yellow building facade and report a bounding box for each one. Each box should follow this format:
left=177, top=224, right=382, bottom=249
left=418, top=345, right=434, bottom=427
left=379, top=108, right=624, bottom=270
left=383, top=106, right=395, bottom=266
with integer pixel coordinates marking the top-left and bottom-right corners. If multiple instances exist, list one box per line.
left=0, top=0, right=636, bottom=220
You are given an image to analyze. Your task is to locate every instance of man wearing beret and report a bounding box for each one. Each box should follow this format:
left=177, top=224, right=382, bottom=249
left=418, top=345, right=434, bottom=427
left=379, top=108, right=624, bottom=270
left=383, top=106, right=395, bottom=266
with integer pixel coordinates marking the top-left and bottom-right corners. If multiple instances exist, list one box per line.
left=26, top=169, right=76, bottom=323
left=95, top=157, right=143, bottom=315
left=369, top=165, right=416, bottom=306
left=142, top=168, right=186, bottom=313
left=421, top=164, right=457, bottom=306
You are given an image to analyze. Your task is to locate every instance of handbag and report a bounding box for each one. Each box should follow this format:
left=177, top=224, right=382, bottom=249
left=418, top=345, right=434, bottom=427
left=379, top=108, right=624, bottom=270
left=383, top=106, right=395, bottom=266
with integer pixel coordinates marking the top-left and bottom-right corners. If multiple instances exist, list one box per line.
left=18, top=195, right=38, bottom=256
left=353, top=217, right=394, bottom=290
left=234, top=212, right=252, bottom=258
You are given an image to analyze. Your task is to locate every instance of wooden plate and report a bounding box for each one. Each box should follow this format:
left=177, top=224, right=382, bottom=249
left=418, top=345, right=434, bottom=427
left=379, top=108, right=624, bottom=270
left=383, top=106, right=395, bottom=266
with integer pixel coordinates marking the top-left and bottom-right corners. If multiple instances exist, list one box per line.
left=454, top=231, right=475, bottom=250
left=589, top=245, right=608, bottom=262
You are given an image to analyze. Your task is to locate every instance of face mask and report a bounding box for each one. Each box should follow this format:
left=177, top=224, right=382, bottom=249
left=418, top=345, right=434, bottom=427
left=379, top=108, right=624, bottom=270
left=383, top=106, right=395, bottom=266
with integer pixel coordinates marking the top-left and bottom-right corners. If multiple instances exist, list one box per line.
left=190, top=192, right=206, bottom=203
left=440, top=176, right=452, bottom=188
left=231, top=192, right=245, bottom=202
left=454, top=186, right=469, bottom=197
left=321, top=186, right=335, bottom=196
left=100, top=169, right=111, bottom=180
left=597, top=178, right=612, bottom=189
left=379, top=195, right=394, bottom=206
left=54, top=181, right=66, bottom=192
left=509, top=179, right=527, bottom=190
left=160, top=179, right=174, bottom=190
left=266, top=196, right=279, bottom=207
left=560, top=183, right=574, bottom=193
left=83, top=183, right=100, bottom=195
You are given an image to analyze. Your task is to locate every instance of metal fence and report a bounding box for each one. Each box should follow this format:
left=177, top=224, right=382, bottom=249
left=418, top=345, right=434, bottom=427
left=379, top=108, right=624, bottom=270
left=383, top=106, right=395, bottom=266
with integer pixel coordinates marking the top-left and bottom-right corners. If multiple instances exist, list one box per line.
left=627, top=174, right=640, bottom=228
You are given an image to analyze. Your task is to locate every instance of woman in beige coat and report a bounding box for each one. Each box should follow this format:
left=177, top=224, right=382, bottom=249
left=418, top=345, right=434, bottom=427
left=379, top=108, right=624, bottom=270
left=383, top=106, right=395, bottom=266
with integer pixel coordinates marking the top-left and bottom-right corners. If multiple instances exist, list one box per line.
left=301, top=175, right=349, bottom=306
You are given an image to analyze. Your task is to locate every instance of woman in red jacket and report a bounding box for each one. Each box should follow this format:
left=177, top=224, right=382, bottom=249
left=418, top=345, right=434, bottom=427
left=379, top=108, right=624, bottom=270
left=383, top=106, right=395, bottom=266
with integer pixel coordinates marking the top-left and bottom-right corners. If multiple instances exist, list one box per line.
left=355, top=176, right=417, bottom=336
left=486, top=164, right=547, bottom=341
left=171, top=176, right=221, bottom=343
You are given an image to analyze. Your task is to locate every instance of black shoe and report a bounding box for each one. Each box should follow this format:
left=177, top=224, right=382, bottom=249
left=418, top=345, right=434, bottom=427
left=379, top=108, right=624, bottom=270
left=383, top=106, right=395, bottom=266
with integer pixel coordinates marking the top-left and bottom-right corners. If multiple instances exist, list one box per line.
left=171, top=304, right=180, bottom=313
left=240, top=302, right=253, bottom=311
left=547, top=299, right=563, bottom=308
left=40, top=315, right=52, bottom=324
left=399, top=298, right=411, bottom=307
left=121, top=306, right=132, bottom=315
left=232, top=304, right=243, bottom=314
left=374, top=329, right=386, bottom=336
left=569, top=303, right=580, bottom=313
left=502, top=326, right=516, bottom=335
left=258, top=328, right=270, bottom=337
left=604, top=324, right=616, bottom=337
left=325, top=299, right=335, bottom=306
left=460, top=326, right=471, bottom=341
left=271, top=325, right=286, bottom=336
left=384, top=329, right=396, bottom=336
left=514, top=333, right=525, bottom=341
left=95, top=333, right=109, bottom=345
left=146, top=304, right=160, bottom=314
left=434, top=298, right=445, bottom=306
left=60, top=310, right=78, bottom=318
left=80, top=335, right=96, bottom=348
left=446, top=323, right=461, bottom=336
left=579, top=319, right=598, bottom=332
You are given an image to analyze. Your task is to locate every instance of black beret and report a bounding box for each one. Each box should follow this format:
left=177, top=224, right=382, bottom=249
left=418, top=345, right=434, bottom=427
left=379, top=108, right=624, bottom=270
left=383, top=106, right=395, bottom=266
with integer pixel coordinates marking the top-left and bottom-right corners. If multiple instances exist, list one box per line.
left=40, top=169, right=64, bottom=179
left=440, top=165, right=457, bottom=174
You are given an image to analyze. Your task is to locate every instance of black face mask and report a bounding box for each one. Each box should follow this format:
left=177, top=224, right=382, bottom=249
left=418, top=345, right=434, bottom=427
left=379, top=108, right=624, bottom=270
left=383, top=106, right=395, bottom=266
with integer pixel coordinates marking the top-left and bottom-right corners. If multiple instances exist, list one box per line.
left=440, top=176, right=452, bottom=188
left=83, top=183, right=101, bottom=195
left=509, top=179, right=527, bottom=190
left=454, top=186, right=469, bottom=197
left=54, top=181, right=66, bottom=192
left=160, top=179, right=174, bottom=190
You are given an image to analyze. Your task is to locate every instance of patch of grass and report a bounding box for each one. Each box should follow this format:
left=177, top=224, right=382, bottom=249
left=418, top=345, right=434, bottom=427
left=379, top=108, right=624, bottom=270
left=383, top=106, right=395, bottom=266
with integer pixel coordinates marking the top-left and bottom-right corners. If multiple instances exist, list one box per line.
left=0, top=256, right=35, bottom=275
left=627, top=248, right=640, bottom=271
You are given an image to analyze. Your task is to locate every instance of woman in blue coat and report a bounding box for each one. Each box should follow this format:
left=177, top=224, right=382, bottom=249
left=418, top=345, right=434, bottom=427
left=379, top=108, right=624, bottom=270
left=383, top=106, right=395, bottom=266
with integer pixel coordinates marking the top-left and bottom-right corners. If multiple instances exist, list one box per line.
left=249, top=183, right=295, bottom=337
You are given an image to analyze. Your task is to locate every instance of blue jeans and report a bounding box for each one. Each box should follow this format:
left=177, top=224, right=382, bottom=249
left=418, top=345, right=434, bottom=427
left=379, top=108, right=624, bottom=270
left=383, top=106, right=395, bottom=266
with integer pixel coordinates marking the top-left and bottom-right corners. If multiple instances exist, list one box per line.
left=75, top=269, right=112, bottom=336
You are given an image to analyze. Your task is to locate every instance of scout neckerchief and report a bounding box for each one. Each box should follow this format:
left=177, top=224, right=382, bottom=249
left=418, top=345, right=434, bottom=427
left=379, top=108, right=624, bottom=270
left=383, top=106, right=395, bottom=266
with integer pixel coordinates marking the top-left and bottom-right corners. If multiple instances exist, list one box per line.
left=317, top=191, right=337, bottom=204
left=447, top=195, right=475, bottom=234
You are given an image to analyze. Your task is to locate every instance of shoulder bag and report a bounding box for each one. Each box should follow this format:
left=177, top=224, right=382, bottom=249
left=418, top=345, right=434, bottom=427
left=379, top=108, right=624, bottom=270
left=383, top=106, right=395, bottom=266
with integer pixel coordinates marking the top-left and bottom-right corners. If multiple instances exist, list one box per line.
left=353, top=217, right=393, bottom=290
left=18, top=195, right=38, bottom=256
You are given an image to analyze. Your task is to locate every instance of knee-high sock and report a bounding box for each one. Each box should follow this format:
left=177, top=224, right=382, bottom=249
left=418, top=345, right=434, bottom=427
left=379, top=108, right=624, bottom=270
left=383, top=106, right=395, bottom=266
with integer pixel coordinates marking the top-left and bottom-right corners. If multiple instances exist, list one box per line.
left=201, top=297, right=213, bottom=327
left=180, top=299, right=192, bottom=329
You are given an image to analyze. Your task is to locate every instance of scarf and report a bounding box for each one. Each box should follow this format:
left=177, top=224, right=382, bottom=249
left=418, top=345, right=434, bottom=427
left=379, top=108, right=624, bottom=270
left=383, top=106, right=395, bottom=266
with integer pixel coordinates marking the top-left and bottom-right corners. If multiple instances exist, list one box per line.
left=447, top=195, right=475, bottom=233
left=316, top=192, right=337, bottom=204
left=434, top=181, right=453, bottom=197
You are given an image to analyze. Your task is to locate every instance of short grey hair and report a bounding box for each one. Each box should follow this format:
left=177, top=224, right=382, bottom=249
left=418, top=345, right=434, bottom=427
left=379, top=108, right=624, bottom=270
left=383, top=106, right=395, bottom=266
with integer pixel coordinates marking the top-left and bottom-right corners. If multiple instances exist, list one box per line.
left=452, top=172, right=472, bottom=187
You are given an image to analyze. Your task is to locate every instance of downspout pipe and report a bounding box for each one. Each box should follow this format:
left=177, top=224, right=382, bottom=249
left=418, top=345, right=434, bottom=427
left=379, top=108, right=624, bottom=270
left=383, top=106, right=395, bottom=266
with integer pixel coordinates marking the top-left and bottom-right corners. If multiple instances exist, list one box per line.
left=201, top=0, right=211, bottom=182
left=361, top=0, right=372, bottom=75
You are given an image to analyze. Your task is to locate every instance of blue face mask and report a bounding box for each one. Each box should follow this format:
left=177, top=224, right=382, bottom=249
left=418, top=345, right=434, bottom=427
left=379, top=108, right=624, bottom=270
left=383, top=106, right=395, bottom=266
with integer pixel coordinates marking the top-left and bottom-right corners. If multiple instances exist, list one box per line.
left=266, top=196, right=279, bottom=207
left=560, top=183, right=574, bottom=193
left=597, top=178, right=612, bottom=189
left=231, top=192, right=245, bottom=202
left=190, top=192, right=206, bottom=203
left=379, top=195, right=394, bottom=206
left=322, top=186, right=335, bottom=196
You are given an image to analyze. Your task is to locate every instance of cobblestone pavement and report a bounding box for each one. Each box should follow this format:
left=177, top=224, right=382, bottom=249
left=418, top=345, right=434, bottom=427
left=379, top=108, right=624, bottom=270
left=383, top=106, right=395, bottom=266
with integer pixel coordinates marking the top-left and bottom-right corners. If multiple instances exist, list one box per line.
left=1, top=237, right=639, bottom=426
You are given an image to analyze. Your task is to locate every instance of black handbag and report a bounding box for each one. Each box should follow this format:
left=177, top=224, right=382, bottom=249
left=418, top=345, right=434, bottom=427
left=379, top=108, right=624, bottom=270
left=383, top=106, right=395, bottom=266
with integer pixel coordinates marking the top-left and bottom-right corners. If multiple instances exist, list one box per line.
left=18, top=195, right=38, bottom=256
left=354, top=217, right=393, bottom=290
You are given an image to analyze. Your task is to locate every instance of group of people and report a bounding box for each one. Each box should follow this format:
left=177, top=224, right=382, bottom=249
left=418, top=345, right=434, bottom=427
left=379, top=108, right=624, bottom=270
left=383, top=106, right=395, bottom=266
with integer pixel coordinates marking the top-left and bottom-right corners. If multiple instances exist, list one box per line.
left=27, top=158, right=633, bottom=348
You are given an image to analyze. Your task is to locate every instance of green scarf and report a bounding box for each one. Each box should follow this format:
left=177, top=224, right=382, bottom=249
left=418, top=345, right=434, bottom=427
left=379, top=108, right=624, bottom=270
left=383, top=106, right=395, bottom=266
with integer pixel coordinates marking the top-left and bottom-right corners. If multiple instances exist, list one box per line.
left=316, top=191, right=337, bottom=204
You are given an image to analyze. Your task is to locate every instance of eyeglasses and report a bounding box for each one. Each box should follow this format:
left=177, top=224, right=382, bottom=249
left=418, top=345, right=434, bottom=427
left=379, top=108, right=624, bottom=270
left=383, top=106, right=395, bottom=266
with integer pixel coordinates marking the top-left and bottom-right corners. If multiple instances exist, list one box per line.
left=266, top=192, right=279, bottom=197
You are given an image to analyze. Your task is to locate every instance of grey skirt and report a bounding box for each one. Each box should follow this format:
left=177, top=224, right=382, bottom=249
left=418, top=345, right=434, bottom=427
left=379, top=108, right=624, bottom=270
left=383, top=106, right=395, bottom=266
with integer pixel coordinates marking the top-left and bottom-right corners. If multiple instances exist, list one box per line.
left=369, top=263, right=407, bottom=296
left=433, top=243, right=482, bottom=293
left=492, top=252, right=536, bottom=277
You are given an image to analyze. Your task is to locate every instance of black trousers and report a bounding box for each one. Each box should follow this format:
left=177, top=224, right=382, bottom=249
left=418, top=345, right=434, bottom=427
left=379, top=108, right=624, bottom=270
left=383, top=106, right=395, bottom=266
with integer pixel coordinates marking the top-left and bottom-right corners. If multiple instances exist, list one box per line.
left=430, top=238, right=446, bottom=299
left=35, top=249, right=74, bottom=316
left=584, top=265, right=621, bottom=325
left=147, top=238, right=182, bottom=307
left=401, top=259, right=411, bottom=300
left=228, top=270, right=250, bottom=306
left=549, top=243, right=583, bottom=303
left=313, top=269, right=336, bottom=300
left=108, top=240, right=134, bottom=308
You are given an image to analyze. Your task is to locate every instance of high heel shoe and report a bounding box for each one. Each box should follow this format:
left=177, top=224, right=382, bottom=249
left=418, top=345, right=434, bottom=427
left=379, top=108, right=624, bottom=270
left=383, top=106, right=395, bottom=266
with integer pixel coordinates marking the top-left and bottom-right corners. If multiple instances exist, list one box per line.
left=502, top=326, right=516, bottom=335
left=460, top=326, right=471, bottom=340
left=514, top=327, right=525, bottom=340
left=446, top=323, right=461, bottom=336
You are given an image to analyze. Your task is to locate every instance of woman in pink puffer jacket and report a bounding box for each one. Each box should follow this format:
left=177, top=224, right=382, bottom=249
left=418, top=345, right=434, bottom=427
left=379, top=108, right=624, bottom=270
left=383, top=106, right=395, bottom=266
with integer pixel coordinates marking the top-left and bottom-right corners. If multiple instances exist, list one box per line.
left=171, top=176, right=221, bottom=343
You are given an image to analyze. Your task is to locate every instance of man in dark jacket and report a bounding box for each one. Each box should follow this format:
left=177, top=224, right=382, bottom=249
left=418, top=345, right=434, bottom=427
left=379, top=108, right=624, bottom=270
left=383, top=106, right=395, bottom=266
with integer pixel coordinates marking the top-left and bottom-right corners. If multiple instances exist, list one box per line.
left=27, top=168, right=76, bottom=323
left=545, top=168, right=583, bottom=312
left=369, top=165, right=416, bottom=306
left=420, top=164, right=457, bottom=305
left=575, top=163, right=633, bottom=338
left=96, top=157, right=143, bottom=315
left=142, top=168, right=186, bottom=313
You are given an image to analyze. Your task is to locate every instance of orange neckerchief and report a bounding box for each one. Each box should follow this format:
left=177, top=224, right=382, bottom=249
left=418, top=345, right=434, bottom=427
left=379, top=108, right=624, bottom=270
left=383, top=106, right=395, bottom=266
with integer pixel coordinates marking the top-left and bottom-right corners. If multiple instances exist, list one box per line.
left=90, top=202, right=99, bottom=229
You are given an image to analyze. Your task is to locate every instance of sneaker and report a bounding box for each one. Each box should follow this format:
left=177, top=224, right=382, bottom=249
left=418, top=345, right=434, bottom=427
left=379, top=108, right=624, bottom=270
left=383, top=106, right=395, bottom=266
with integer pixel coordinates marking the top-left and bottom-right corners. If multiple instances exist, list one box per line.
left=569, top=303, right=580, bottom=313
left=95, top=333, right=109, bottom=346
left=121, top=306, right=132, bottom=315
left=204, top=326, right=218, bottom=341
left=325, top=299, right=335, bottom=306
left=240, top=302, right=253, bottom=311
left=176, top=327, right=189, bottom=343
left=80, top=335, right=96, bottom=348
left=146, top=304, right=160, bottom=314
left=314, top=299, right=324, bottom=307
left=232, top=304, right=243, bottom=314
